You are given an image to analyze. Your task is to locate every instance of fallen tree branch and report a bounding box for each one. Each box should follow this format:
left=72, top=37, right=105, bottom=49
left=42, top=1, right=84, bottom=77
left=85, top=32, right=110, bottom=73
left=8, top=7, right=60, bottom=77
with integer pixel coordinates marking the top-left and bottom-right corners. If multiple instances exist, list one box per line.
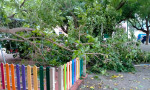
left=0, top=38, right=24, bottom=42
left=0, top=27, right=34, bottom=34
left=47, top=39, right=74, bottom=52
left=85, top=53, right=107, bottom=56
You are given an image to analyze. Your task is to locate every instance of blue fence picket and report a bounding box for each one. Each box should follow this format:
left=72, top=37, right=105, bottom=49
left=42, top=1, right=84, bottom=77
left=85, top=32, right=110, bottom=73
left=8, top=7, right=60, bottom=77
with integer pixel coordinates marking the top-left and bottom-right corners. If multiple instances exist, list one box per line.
left=74, top=59, right=76, bottom=82
left=72, top=60, right=74, bottom=85
left=22, top=65, right=26, bottom=90
left=16, top=64, right=21, bottom=90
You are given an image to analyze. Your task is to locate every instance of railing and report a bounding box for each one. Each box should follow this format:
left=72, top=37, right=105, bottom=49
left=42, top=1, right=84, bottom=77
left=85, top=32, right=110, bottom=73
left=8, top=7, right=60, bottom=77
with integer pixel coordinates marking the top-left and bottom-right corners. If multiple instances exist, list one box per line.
left=0, top=57, right=85, bottom=90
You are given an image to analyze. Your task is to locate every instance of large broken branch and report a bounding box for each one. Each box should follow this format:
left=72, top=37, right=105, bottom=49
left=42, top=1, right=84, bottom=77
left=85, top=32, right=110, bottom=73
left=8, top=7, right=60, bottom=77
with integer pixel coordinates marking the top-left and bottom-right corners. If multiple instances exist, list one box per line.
left=0, top=38, right=24, bottom=42
left=0, top=27, right=34, bottom=34
left=85, top=53, right=107, bottom=56
left=47, top=39, right=74, bottom=52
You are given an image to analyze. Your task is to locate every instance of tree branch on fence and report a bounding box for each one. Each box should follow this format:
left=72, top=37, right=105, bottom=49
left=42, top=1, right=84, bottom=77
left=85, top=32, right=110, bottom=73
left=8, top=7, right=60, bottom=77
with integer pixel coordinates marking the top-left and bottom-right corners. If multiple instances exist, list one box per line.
left=85, top=53, right=107, bottom=56
left=29, top=41, right=45, bottom=60
left=47, top=39, right=74, bottom=52
left=0, top=27, right=34, bottom=34
left=0, top=38, right=24, bottom=42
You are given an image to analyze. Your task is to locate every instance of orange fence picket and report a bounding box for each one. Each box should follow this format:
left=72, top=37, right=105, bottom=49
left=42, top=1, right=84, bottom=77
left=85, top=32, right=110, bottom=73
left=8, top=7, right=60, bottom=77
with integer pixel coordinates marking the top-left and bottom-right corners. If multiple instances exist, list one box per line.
left=11, top=64, right=16, bottom=90
left=6, top=63, right=11, bottom=90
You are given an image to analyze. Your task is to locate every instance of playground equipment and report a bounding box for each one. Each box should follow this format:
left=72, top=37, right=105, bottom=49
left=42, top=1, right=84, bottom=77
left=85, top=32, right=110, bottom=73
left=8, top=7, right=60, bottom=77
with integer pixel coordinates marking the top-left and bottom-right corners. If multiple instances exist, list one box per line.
left=0, top=57, right=86, bottom=90
left=0, top=44, right=6, bottom=64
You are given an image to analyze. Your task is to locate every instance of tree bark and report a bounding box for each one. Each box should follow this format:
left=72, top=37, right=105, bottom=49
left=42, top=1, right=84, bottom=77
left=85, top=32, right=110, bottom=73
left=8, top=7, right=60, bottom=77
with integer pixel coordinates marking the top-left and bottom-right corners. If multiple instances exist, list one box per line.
left=145, top=19, right=149, bottom=45
left=146, top=31, right=149, bottom=45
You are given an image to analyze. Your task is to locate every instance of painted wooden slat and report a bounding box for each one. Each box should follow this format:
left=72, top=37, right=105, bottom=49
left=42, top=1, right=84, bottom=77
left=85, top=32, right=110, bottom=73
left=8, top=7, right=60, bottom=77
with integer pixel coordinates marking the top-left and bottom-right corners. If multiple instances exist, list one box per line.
left=1, top=63, right=5, bottom=89
left=80, top=59, right=83, bottom=78
left=83, top=58, right=86, bottom=76
left=33, top=65, right=38, bottom=90
left=50, top=67, right=55, bottom=90
left=64, top=64, right=66, bottom=90
left=0, top=79, right=1, bottom=89
left=6, top=63, right=11, bottom=90
left=27, top=65, right=32, bottom=90
left=74, top=59, right=76, bottom=83
left=63, top=65, right=65, bottom=90
left=11, top=64, right=16, bottom=90
left=76, top=58, right=78, bottom=80
left=72, top=60, right=74, bottom=85
left=46, top=67, right=50, bottom=90
left=22, top=65, right=26, bottom=90
left=58, top=66, right=63, bottom=90
left=78, top=59, right=80, bottom=79
left=67, top=62, right=69, bottom=90
left=76, top=57, right=80, bottom=80
left=78, top=58, right=80, bottom=79
left=16, top=64, right=21, bottom=90
left=69, top=61, right=72, bottom=88
left=40, top=66, right=44, bottom=90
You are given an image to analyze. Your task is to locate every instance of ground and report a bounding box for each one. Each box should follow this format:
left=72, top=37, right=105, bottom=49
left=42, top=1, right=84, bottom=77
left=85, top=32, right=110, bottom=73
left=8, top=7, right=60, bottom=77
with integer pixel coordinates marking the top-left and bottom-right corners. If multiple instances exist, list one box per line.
left=78, top=66, right=150, bottom=90
left=140, top=44, right=150, bottom=52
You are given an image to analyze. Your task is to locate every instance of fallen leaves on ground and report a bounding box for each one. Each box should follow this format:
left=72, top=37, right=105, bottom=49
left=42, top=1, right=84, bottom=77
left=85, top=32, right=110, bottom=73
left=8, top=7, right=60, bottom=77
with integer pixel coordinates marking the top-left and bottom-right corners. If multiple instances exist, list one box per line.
left=111, top=74, right=124, bottom=79
left=111, top=75, right=119, bottom=79
left=90, top=86, right=94, bottom=89
left=91, top=77, right=94, bottom=80
left=114, top=83, right=118, bottom=86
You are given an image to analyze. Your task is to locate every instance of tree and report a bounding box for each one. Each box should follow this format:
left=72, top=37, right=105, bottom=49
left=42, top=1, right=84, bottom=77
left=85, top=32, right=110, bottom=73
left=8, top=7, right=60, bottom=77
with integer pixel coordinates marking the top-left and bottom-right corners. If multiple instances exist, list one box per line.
left=120, top=0, right=150, bottom=45
left=0, top=0, right=149, bottom=72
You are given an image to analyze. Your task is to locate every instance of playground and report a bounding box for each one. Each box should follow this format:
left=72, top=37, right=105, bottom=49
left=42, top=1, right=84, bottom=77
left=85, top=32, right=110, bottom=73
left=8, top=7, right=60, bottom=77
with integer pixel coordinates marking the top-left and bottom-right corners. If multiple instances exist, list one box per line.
left=1, top=0, right=150, bottom=90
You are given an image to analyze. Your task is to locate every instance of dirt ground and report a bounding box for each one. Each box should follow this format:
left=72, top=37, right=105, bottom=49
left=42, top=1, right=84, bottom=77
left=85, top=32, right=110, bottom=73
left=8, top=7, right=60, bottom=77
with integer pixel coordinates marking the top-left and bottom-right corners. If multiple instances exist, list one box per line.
left=78, top=66, right=150, bottom=90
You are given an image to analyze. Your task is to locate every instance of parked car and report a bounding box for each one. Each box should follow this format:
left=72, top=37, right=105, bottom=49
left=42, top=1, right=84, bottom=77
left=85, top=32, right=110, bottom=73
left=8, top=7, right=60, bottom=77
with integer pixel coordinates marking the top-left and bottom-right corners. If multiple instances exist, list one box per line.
left=137, top=34, right=150, bottom=44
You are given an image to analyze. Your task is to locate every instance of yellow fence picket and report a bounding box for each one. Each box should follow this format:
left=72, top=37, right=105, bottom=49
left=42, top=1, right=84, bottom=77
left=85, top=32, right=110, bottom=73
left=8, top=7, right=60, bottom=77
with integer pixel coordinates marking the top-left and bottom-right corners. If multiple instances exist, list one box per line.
left=77, top=57, right=80, bottom=80
left=27, top=65, right=32, bottom=90
left=33, top=65, right=38, bottom=90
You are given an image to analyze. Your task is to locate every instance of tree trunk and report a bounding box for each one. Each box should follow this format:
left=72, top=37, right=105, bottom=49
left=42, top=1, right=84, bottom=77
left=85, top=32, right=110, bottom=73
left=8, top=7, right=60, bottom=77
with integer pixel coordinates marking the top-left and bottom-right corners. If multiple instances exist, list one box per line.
left=146, top=31, right=149, bottom=45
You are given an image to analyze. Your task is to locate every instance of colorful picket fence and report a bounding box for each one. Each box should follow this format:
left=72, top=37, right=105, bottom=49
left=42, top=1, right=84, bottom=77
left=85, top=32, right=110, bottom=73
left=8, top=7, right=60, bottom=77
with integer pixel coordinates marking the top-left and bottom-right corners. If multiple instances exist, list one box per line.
left=0, top=57, right=84, bottom=90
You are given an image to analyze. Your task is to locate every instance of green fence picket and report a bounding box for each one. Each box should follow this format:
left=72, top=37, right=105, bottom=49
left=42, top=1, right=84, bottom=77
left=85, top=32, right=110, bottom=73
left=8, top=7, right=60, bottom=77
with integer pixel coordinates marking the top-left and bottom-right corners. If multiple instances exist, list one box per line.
left=46, top=67, right=50, bottom=90
left=80, top=59, right=83, bottom=78
left=40, top=66, right=44, bottom=90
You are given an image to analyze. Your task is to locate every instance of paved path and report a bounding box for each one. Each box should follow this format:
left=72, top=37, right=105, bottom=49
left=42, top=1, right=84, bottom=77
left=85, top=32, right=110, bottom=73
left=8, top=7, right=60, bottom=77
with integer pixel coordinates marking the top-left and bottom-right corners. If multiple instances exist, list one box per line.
left=140, top=44, right=150, bottom=52
left=78, top=66, right=150, bottom=90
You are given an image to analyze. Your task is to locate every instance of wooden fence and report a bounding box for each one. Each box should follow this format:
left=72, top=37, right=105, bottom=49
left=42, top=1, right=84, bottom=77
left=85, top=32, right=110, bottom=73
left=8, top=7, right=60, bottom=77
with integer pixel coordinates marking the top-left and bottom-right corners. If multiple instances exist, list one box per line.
left=0, top=57, right=84, bottom=90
